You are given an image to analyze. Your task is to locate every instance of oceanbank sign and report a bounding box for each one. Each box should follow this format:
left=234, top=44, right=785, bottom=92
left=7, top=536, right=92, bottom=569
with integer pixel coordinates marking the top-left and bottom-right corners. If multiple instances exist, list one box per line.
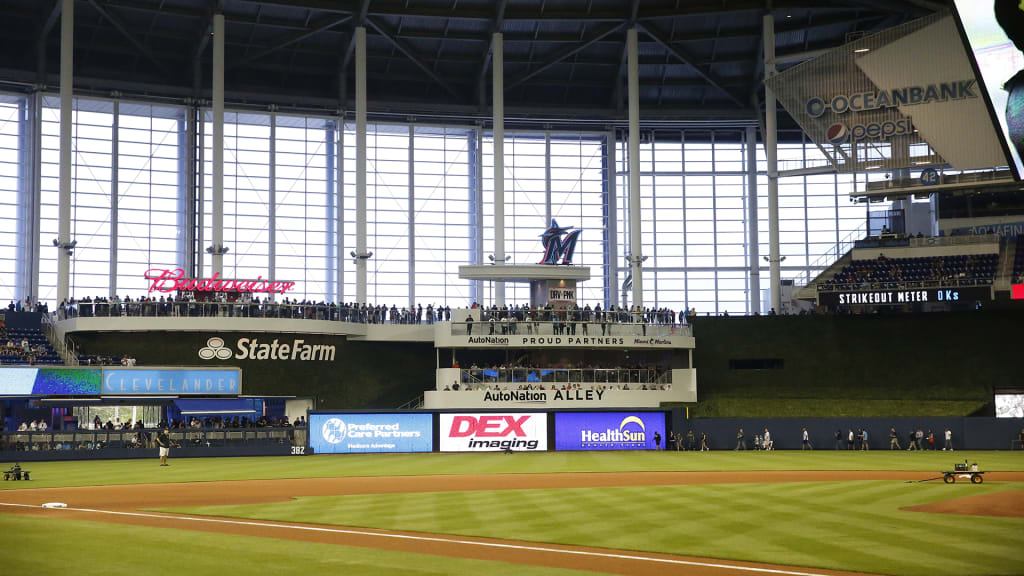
left=807, top=81, right=977, bottom=144
left=198, top=337, right=336, bottom=361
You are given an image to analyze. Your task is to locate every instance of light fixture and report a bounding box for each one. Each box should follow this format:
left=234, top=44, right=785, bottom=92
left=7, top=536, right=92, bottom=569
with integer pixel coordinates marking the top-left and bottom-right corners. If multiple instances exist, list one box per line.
left=854, top=48, right=870, bottom=54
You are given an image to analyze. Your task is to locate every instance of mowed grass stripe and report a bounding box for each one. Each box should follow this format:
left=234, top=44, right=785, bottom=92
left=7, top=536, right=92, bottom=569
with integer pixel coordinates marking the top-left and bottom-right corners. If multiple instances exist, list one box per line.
left=165, top=481, right=1024, bottom=576
left=0, top=513, right=608, bottom=576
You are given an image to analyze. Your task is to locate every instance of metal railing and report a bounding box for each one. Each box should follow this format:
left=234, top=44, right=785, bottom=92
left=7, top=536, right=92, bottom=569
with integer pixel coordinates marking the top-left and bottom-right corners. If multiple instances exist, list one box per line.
left=56, top=301, right=444, bottom=324
left=455, top=367, right=667, bottom=386
left=818, top=277, right=993, bottom=293
left=0, top=427, right=307, bottom=452
left=452, top=320, right=689, bottom=338
left=790, top=223, right=867, bottom=288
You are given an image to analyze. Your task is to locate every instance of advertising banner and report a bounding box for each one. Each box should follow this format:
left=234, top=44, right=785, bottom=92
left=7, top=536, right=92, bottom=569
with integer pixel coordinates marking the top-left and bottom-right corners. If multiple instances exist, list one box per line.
left=439, top=412, right=547, bottom=452
left=101, top=368, right=241, bottom=395
left=555, top=412, right=666, bottom=451
left=0, top=367, right=102, bottom=396
left=817, top=286, right=991, bottom=307
left=309, top=413, right=433, bottom=454
left=766, top=13, right=1007, bottom=173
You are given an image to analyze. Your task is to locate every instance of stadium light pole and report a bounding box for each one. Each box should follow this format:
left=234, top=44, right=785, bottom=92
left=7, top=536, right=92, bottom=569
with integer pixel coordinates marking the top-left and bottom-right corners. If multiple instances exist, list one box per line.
left=56, top=0, right=74, bottom=306
left=493, top=31, right=506, bottom=306
left=763, top=13, right=782, bottom=313
left=627, top=27, right=643, bottom=309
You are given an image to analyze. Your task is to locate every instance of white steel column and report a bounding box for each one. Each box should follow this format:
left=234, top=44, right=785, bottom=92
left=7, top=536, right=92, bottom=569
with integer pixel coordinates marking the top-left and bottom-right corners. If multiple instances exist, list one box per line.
left=109, top=100, right=119, bottom=298
left=627, top=27, right=642, bottom=309
left=544, top=130, right=551, bottom=224
left=268, top=111, right=276, bottom=300
left=763, top=14, right=781, bottom=313
left=408, top=124, right=415, bottom=309
left=605, top=129, right=618, bottom=309
left=492, top=31, right=506, bottom=305
left=56, top=0, right=74, bottom=306
left=355, top=26, right=368, bottom=304
left=336, top=117, right=344, bottom=304
left=745, top=126, right=761, bottom=314
left=211, top=12, right=225, bottom=276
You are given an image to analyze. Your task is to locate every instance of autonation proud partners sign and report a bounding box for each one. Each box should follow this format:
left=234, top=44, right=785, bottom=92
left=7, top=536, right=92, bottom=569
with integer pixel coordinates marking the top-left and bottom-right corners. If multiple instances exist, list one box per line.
left=555, top=412, right=665, bottom=451
left=440, top=413, right=547, bottom=452
left=309, top=413, right=433, bottom=454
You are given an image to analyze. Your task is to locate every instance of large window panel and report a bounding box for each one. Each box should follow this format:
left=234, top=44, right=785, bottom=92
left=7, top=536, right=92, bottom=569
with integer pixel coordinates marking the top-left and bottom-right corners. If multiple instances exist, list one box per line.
left=203, top=111, right=271, bottom=282
left=40, top=97, right=113, bottom=304
left=116, top=103, right=185, bottom=297
left=0, top=96, right=24, bottom=303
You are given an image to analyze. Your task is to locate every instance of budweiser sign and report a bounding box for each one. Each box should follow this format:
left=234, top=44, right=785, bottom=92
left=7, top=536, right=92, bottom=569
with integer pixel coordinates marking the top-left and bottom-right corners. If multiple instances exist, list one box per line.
left=144, top=268, right=297, bottom=295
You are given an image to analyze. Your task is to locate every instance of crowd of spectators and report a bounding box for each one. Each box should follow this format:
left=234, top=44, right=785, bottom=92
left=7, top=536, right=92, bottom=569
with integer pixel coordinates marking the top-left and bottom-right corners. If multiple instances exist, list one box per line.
left=169, top=415, right=306, bottom=429
left=0, top=327, right=61, bottom=365
left=822, top=253, right=998, bottom=292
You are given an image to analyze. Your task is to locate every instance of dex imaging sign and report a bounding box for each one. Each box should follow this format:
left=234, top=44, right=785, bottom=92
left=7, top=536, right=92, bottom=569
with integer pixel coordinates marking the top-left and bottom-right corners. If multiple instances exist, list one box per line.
left=309, top=413, right=433, bottom=454
left=439, top=413, right=547, bottom=452
left=555, top=412, right=666, bottom=451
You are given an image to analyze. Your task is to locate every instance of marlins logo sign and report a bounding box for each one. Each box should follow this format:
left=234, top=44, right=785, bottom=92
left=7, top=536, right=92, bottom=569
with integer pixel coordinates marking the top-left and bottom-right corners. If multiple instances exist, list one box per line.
left=539, top=219, right=581, bottom=265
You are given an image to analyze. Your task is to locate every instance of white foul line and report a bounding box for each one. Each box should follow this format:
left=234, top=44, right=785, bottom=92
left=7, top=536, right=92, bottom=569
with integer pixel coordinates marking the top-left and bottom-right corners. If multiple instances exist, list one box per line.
left=0, top=502, right=835, bottom=576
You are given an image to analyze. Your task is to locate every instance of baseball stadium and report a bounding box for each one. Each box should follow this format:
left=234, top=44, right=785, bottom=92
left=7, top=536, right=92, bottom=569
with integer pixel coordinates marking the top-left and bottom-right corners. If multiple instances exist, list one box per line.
left=0, top=1, right=1023, bottom=575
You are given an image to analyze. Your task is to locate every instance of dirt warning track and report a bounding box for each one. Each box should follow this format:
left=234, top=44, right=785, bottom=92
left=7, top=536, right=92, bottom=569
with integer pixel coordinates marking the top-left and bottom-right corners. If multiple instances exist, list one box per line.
left=4, top=470, right=1023, bottom=576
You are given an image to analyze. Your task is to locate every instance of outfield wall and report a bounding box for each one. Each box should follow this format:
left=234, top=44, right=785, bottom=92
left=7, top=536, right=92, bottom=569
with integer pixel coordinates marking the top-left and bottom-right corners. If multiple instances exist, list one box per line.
left=67, top=311, right=1024, bottom=418
left=673, top=416, right=1024, bottom=451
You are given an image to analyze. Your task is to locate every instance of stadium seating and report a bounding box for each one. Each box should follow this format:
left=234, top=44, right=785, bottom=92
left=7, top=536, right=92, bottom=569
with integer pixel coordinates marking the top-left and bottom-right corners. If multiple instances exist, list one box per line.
left=821, top=253, right=998, bottom=291
left=0, top=327, right=62, bottom=365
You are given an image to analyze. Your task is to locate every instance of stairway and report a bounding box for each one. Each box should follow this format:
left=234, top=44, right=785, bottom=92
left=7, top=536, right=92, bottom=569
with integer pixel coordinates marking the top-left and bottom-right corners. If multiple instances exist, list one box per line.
left=795, top=251, right=854, bottom=301
left=40, top=313, right=78, bottom=366
left=994, top=239, right=1017, bottom=291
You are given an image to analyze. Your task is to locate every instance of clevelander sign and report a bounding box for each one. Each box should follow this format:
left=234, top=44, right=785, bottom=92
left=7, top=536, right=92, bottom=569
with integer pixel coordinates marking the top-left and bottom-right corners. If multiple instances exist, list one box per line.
left=439, top=413, right=547, bottom=452
left=555, top=412, right=666, bottom=451
left=102, top=368, right=241, bottom=395
left=309, top=413, right=433, bottom=454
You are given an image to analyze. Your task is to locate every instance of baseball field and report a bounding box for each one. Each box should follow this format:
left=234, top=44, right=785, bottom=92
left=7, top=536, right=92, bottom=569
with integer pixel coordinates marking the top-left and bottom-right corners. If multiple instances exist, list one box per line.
left=1, top=451, right=1022, bottom=576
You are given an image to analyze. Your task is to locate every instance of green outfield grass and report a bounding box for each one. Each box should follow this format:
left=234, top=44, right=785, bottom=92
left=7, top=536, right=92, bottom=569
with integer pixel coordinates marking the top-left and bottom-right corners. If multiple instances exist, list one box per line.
left=2, top=452, right=1023, bottom=576
left=0, top=514, right=602, bottom=576
left=164, top=480, right=1024, bottom=576
left=1, top=450, right=1022, bottom=490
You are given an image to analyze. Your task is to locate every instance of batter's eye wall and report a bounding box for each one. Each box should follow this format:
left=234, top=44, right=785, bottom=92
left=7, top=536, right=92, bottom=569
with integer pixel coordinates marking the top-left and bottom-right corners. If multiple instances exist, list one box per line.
left=690, top=311, right=1023, bottom=417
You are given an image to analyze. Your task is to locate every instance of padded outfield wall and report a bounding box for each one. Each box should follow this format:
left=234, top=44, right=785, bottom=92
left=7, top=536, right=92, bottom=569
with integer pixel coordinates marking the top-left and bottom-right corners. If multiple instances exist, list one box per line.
left=69, top=310, right=1023, bottom=417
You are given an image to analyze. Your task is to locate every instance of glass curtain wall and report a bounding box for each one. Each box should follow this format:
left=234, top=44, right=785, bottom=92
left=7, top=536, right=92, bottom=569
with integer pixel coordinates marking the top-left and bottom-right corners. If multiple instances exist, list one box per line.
left=0, top=95, right=25, bottom=304
left=17, top=91, right=871, bottom=312
left=618, top=130, right=866, bottom=315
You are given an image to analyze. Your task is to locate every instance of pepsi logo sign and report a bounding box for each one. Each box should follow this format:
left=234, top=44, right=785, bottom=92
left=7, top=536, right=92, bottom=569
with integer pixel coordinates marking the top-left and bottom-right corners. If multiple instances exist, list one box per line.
left=826, top=123, right=848, bottom=144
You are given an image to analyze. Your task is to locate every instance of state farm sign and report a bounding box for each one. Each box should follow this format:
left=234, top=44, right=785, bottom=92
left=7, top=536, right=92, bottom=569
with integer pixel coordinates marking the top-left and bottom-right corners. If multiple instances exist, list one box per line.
left=439, top=413, right=547, bottom=452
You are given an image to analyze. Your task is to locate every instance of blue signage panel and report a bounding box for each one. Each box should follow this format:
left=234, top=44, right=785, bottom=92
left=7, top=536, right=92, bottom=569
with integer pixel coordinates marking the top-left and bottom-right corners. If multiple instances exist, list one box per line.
left=101, top=368, right=241, bottom=395
left=0, top=367, right=102, bottom=396
left=555, top=412, right=666, bottom=451
left=309, top=413, right=433, bottom=454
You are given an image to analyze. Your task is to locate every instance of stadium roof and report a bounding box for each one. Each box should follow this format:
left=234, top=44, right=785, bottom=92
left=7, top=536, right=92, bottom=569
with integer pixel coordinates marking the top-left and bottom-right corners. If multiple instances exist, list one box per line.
left=0, top=0, right=945, bottom=128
